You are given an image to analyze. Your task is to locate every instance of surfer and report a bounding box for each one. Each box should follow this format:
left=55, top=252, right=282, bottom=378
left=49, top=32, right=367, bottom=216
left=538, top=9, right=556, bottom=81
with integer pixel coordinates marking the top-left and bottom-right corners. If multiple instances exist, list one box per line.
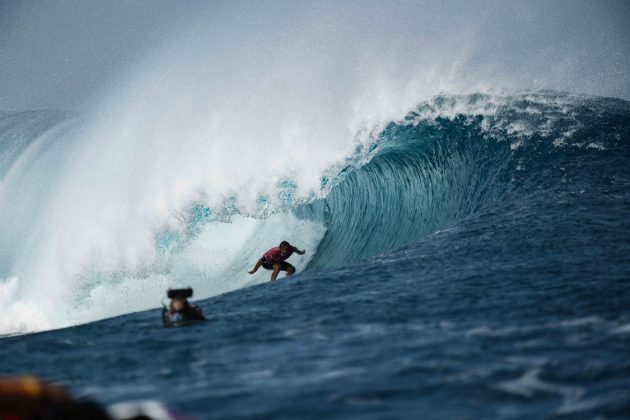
left=248, top=240, right=306, bottom=281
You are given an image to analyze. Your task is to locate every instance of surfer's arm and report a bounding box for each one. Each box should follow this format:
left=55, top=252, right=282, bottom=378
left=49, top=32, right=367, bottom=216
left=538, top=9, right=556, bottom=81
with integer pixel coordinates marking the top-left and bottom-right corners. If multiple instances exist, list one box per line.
left=248, top=258, right=263, bottom=274
left=294, top=247, right=306, bottom=255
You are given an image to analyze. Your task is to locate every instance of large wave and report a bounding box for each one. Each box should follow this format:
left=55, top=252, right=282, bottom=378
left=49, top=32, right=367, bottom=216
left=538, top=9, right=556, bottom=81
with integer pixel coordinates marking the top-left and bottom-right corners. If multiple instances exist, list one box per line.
left=1, top=92, right=628, bottom=335
left=303, top=92, right=630, bottom=266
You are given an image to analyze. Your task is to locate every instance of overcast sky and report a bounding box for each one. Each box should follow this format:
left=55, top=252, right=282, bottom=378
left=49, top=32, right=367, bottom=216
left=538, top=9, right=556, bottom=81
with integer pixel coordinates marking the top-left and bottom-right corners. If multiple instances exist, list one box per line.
left=1, top=0, right=629, bottom=111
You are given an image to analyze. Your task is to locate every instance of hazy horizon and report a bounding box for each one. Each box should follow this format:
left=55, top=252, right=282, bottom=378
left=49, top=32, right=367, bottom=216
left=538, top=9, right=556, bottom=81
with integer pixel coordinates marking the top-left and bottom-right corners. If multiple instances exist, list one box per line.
left=1, top=0, right=629, bottom=112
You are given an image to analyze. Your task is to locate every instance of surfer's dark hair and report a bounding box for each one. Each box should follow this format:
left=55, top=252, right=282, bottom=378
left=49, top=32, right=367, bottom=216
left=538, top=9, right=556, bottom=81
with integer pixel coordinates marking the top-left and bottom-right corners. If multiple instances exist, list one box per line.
left=279, top=241, right=290, bottom=247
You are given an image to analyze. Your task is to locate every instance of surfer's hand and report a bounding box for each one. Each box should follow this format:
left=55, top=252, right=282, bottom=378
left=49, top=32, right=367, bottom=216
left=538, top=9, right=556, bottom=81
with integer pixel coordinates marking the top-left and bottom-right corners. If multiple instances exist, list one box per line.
left=300, top=249, right=306, bottom=255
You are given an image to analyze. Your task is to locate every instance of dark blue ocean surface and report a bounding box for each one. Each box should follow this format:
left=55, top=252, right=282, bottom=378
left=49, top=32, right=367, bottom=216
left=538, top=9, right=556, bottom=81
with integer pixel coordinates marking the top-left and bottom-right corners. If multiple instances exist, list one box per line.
left=1, top=92, right=629, bottom=418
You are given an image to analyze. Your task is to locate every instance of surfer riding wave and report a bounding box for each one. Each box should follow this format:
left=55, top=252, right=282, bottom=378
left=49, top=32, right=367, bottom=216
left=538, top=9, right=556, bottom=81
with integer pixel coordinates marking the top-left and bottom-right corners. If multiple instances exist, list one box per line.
left=248, top=241, right=306, bottom=281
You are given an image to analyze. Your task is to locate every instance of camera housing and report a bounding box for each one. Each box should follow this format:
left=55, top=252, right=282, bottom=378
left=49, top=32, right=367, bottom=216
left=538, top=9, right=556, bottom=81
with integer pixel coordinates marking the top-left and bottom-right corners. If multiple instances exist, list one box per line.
left=167, top=287, right=193, bottom=299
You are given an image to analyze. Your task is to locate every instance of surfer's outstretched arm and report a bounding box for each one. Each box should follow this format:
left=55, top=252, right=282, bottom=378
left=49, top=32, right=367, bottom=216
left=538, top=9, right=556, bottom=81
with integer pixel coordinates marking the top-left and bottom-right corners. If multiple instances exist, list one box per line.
left=248, top=258, right=263, bottom=274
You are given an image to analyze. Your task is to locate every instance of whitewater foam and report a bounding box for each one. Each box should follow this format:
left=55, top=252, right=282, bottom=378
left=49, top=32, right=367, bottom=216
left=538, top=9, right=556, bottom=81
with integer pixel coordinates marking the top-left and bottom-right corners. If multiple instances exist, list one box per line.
left=2, top=211, right=325, bottom=334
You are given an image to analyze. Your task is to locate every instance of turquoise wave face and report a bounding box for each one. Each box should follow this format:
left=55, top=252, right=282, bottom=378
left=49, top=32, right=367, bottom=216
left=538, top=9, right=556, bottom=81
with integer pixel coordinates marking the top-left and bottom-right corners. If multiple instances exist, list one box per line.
left=302, top=92, right=630, bottom=268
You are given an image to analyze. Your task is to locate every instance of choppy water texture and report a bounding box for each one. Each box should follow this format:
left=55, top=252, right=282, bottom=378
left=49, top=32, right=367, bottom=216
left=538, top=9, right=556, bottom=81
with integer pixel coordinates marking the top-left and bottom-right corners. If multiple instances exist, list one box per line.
left=1, top=92, right=630, bottom=418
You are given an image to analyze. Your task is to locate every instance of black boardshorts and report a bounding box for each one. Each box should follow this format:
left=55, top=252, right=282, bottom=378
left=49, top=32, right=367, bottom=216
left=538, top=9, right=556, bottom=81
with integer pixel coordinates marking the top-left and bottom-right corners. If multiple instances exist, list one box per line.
left=261, top=257, right=290, bottom=271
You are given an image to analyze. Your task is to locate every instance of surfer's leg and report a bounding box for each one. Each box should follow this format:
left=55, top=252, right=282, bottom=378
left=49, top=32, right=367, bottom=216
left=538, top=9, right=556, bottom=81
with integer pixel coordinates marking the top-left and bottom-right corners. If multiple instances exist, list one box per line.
left=271, top=263, right=281, bottom=281
left=285, top=263, right=296, bottom=276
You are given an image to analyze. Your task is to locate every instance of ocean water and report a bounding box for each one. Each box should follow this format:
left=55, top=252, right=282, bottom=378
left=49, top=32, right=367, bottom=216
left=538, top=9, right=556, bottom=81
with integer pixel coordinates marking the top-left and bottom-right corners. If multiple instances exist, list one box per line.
left=1, top=92, right=629, bottom=418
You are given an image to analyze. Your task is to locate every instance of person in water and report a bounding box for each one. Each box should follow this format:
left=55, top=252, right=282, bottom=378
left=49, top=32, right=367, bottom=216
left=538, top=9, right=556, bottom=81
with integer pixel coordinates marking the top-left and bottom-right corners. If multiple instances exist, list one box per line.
left=249, top=240, right=306, bottom=281
left=164, top=289, right=205, bottom=323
